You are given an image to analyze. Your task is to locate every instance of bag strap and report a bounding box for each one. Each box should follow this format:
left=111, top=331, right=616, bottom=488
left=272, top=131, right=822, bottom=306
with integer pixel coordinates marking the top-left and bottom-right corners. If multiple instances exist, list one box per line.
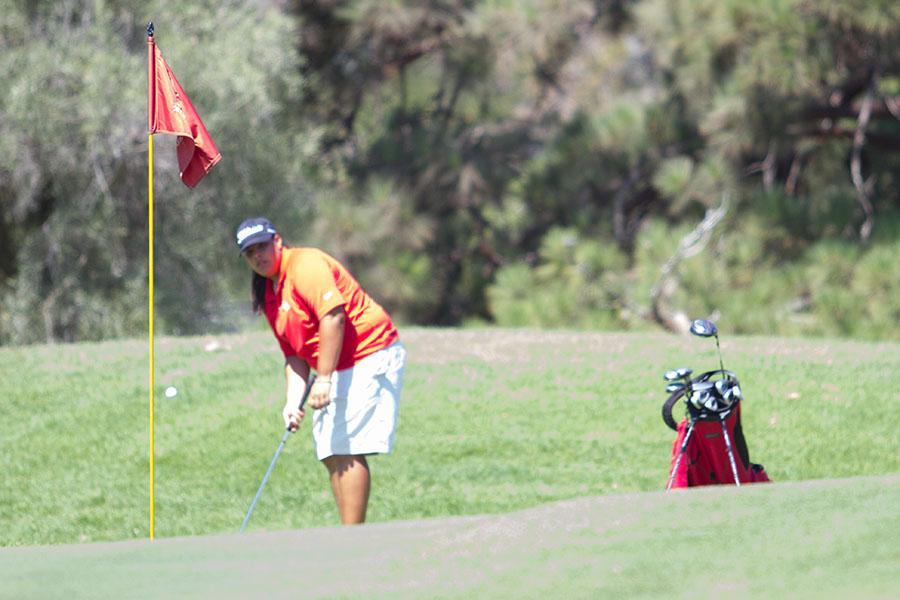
left=662, top=388, right=685, bottom=431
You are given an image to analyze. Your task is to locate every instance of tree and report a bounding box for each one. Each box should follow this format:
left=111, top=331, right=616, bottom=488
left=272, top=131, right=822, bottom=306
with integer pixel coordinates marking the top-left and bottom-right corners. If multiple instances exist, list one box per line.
left=2, top=0, right=899, bottom=344
left=0, top=0, right=308, bottom=343
left=288, top=0, right=650, bottom=323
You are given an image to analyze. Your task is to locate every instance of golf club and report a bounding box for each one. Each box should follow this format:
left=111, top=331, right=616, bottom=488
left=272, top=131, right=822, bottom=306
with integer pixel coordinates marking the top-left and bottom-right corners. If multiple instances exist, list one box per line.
left=665, top=382, right=686, bottom=394
left=664, top=367, right=693, bottom=382
left=690, top=318, right=726, bottom=372
left=239, top=373, right=317, bottom=533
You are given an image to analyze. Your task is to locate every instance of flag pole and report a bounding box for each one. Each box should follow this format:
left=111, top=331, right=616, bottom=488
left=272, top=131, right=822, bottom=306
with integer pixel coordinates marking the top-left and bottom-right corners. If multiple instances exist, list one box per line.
left=147, top=21, right=156, bottom=541
left=148, top=132, right=155, bottom=541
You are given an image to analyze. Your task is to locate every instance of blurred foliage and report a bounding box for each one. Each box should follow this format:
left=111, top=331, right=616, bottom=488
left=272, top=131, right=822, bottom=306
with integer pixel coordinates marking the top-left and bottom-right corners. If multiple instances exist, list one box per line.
left=1, top=0, right=899, bottom=344
left=0, top=0, right=309, bottom=342
left=487, top=227, right=628, bottom=328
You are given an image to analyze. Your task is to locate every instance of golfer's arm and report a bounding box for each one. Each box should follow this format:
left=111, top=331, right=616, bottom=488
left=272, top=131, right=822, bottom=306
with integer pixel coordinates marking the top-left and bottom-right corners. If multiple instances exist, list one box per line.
left=284, top=356, right=310, bottom=407
left=316, top=306, right=346, bottom=380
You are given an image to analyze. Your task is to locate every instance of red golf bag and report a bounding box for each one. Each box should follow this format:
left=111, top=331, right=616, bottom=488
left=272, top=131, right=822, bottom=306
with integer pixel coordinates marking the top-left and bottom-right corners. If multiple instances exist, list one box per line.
left=663, top=370, right=770, bottom=490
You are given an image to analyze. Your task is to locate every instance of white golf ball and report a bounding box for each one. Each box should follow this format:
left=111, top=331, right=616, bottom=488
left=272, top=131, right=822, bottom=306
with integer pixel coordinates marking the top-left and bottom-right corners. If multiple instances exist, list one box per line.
left=164, top=386, right=178, bottom=398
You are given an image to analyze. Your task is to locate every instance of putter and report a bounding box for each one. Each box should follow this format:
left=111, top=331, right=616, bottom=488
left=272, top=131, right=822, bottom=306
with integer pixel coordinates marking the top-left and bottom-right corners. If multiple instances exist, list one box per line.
left=240, top=373, right=317, bottom=533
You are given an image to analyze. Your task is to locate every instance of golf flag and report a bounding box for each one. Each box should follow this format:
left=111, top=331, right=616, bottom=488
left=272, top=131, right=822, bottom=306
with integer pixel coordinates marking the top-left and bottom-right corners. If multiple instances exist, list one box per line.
left=145, top=21, right=222, bottom=541
left=147, top=26, right=221, bottom=187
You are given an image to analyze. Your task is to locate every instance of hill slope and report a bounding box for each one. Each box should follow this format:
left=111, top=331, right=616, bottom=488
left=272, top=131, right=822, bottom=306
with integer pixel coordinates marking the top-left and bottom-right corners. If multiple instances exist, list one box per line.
left=1, top=328, right=899, bottom=548
left=1, top=475, right=898, bottom=599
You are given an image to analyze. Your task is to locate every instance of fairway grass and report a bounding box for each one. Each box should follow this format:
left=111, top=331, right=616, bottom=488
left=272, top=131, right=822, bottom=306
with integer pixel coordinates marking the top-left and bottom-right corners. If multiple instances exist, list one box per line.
left=1, top=474, right=897, bottom=599
left=1, top=328, right=898, bottom=549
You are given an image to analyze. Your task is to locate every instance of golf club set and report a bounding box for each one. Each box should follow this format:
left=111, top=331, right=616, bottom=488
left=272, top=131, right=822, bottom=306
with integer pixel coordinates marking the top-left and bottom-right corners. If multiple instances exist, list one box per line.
left=661, top=319, right=770, bottom=491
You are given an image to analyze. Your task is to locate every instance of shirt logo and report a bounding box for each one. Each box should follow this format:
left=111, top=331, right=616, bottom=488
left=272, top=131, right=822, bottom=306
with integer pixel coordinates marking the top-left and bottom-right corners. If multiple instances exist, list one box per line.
left=279, top=300, right=290, bottom=312
left=323, top=291, right=334, bottom=301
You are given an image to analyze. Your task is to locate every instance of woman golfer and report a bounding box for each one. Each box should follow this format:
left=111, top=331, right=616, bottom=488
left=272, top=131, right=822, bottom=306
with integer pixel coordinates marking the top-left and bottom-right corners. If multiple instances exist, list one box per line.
left=236, top=217, right=406, bottom=524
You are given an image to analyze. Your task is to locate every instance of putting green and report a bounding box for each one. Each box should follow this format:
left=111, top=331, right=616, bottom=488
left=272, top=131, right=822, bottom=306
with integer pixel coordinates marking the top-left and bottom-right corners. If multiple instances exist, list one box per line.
left=2, top=474, right=897, bottom=599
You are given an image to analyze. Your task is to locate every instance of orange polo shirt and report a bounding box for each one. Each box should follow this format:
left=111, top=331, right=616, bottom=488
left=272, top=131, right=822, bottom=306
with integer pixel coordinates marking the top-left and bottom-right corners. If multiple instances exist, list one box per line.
left=263, top=247, right=399, bottom=370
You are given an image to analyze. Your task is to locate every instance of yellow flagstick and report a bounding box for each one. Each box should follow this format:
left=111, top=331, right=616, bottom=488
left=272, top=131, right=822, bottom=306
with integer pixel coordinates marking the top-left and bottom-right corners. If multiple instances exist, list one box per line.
left=147, top=20, right=157, bottom=542
left=148, top=131, right=156, bottom=541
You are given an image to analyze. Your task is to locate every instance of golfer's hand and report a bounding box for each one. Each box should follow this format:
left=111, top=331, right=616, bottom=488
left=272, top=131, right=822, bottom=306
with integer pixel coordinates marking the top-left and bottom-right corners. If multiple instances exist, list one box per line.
left=282, top=405, right=306, bottom=432
left=307, top=378, right=333, bottom=410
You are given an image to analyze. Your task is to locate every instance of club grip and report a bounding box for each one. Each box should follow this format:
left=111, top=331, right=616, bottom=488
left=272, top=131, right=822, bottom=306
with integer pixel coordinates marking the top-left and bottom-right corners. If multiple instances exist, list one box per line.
left=285, top=373, right=317, bottom=432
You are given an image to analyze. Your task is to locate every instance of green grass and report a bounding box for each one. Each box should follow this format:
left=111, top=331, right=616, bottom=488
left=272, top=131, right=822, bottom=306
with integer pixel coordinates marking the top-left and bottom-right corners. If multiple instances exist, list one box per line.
left=1, top=475, right=897, bottom=599
left=1, top=328, right=898, bottom=547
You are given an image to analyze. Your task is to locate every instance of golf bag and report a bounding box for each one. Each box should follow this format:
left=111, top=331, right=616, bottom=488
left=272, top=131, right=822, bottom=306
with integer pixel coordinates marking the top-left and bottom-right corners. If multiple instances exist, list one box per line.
left=663, top=370, right=770, bottom=490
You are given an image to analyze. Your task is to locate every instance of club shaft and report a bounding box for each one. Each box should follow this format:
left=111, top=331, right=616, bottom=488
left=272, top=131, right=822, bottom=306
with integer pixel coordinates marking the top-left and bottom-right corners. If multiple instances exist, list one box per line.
left=239, top=374, right=317, bottom=532
left=240, top=431, right=290, bottom=532
left=714, top=334, right=725, bottom=372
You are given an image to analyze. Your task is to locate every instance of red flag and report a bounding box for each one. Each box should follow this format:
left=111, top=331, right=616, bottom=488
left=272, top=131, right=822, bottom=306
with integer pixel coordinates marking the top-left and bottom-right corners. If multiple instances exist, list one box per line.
left=147, top=31, right=221, bottom=188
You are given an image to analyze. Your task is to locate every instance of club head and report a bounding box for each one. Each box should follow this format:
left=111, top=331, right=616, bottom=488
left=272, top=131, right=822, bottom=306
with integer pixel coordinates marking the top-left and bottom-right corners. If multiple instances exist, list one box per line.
left=666, top=382, right=686, bottom=393
left=691, top=381, right=715, bottom=392
left=663, top=370, right=680, bottom=382
left=675, top=367, right=693, bottom=379
left=689, top=390, right=708, bottom=409
left=690, top=319, right=718, bottom=338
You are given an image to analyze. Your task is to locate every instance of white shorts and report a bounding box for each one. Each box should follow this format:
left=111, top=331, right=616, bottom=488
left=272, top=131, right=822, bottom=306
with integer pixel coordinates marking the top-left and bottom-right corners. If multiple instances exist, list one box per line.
left=312, top=341, right=406, bottom=460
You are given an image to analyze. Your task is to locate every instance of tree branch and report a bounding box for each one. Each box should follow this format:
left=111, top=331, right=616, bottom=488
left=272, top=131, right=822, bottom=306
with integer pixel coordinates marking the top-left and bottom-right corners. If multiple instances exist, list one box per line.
left=885, top=96, right=900, bottom=121
left=787, top=124, right=900, bottom=151
left=612, top=165, right=641, bottom=248
left=851, top=76, right=877, bottom=243
left=785, top=151, right=803, bottom=196
left=802, top=96, right=900, bottom=122
left=762, top=141, right=776, bottom=190
left=649, top=194, right=729, bottom=333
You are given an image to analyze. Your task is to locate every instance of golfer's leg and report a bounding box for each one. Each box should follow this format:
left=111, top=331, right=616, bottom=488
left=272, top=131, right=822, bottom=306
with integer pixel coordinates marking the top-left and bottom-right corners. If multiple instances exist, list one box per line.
left=323, top=455, right=370, bottom=524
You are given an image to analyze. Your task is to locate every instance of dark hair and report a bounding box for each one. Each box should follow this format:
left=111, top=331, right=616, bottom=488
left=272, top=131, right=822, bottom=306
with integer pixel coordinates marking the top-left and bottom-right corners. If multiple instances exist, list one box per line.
left=251, top=272, right=267, bottom=314
left=249, top=241, right=288, bottom=314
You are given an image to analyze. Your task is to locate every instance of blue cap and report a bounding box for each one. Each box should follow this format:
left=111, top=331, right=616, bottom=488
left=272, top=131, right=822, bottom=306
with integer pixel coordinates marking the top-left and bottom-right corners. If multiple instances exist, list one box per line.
left=235, top=217, right=277, bottom=252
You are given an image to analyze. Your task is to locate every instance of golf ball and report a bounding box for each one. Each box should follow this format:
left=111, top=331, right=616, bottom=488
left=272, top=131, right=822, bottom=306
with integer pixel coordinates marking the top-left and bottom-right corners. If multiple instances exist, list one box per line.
left=164, top=386, right=178, bottom=398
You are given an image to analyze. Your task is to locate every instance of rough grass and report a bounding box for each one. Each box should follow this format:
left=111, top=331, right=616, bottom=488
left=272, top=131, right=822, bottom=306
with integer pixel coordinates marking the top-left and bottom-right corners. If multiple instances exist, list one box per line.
left=1, top=328, right=898, bottom=547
